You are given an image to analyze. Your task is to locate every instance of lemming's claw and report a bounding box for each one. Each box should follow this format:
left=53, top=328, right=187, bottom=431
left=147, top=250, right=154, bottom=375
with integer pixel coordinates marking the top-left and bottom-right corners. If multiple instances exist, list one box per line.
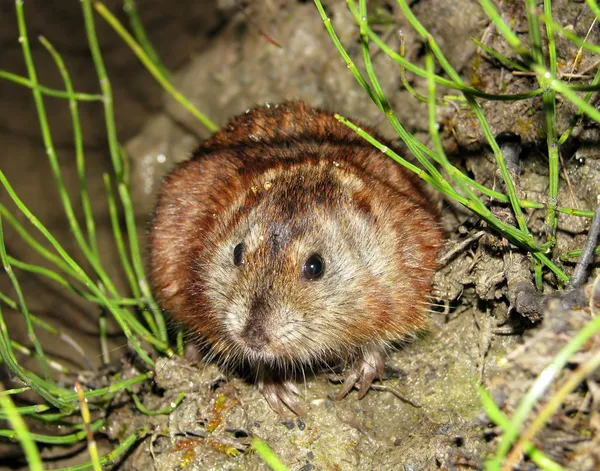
left=336, top=349, right=385, bottom=400
left=260, top=379, right=305, bottom=416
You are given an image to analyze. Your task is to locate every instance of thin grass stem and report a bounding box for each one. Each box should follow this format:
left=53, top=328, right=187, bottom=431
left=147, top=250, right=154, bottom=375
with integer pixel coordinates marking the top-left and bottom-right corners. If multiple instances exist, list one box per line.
left=16, top=2, right=122, bottom=300
left=0, top=302, right=68, bottom=408
left=0, top=292, right=58, bottom=334
left=253, top=438, right=290, bottom=471
left=129, top=389, right=185, bottom=415
left=0, top=388, right=44, bottom=471
left=541, top=0, right=560, bottom=244
left=94, top=2, right=217, bottom=133
left=0, top=419, right=104, bottom=445
left=39, top=36, right=99, bottom=259
left=396, top=0, right=534, bottom=242
left=103, top=175, right=142, bottom=299
left=118, top=183, right=167, bottom=342
left=50, top=427, right=146, bottom=471
left=352, top=9, right=541, bottom=100
left=81, top=0, right=123, bottom=182
left=75, top=382, right=103, bottom=471
left=0, top=172, right=169, bottom=363
left=123, top=0, right=170, bottom=78
left=505, top=348, right=600, bottom=469
left=471, top=38, right=528, bottom=72
left=0, top=215, right=51, bottom=378
left=492, top=301, right=600, bottom=466
left=352, top=1, right=457, bottom=196
left=478, top=387, right=565, bottom=471
left=0, top=69, right=103, bottom=101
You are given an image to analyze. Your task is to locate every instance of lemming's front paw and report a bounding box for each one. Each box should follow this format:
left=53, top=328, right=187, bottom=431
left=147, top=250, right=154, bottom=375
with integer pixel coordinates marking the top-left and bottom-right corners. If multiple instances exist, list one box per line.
left=336, top=349, right=385, bottom=400
left=260, top=378, right=305, bottom=416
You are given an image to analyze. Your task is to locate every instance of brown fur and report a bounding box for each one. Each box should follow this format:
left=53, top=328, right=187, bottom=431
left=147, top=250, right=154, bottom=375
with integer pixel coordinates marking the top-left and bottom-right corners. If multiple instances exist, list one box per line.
left=150, top=101, right=443, bottom=413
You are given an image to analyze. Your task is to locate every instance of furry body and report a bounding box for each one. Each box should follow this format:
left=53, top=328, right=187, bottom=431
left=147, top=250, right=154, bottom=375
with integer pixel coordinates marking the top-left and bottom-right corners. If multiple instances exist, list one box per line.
left=150, top=101, right=443, bottom=414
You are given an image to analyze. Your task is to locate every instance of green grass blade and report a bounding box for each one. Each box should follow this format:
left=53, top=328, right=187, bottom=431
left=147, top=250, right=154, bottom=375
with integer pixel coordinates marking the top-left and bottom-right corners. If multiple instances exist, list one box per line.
left=0, top=303, right=68, bottom=408
left=94, top=2, right=217, bottom=133
left=123, top=0, right=170, bottom=78
left=39, top=36, right=99, bottom=259
left=0, top=389, right=44, bottom=471
left=479, top=0, right=529, bottom=57
left=0, top=419, right=104, bottom=444
left=103, top=174, right=142, bottom=301
left=471, top=38, right=528, bottom=72
left=253, top=438, right=290, bottom=471
left=478, top=387, right=565, bottom=471
left=541, top=0, right=559, bottom=243
left=0, top=215, right=51, bottom=378
left=81, top=0, right=124, bottom=181
left=118, top=183, right=167, bottom=342
left=0, top=69, right=102, bottom=101
left=492, top=306, right=600, bottom=465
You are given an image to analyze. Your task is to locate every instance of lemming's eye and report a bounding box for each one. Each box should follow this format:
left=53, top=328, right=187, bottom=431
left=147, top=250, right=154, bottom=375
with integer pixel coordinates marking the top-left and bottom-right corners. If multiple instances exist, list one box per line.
left=302, top=253, right=325, bottom=280
left=233, top=242, right=244, bottom=266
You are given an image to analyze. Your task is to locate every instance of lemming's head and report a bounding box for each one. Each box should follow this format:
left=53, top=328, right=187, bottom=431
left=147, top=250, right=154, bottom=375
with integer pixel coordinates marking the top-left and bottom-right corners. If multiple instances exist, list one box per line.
left=193, top=160, right=425, bottom=369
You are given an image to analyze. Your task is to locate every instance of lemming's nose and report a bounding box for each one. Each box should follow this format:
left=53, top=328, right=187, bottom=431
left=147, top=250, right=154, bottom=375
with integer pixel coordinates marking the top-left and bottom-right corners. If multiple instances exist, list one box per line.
left=241, top=296, right=269, bottom=350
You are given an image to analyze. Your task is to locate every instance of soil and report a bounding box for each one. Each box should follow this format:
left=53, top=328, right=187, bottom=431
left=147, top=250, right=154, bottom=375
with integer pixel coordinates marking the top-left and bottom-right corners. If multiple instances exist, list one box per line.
left=1, top=1, right=600, bottom=470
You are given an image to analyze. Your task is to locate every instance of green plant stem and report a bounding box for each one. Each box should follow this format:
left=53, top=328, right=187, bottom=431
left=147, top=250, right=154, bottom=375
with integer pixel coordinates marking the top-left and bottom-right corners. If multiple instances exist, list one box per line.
left=0, top=387, right=30, bottom=396
left=471, top=37, right=528, bottom=72
left=561, top=245, right=600, bottom=260
left=550, top=19, right=600, bottom=144
left=586, top=0, right=600, bottom=22
left=0, top=419, right=104, bottom=444
left=343, top=5, right=541, bottom=100
left=99, top=311, right=109, bottom=364
left=491, top=303, right=600, bottom=467
left=104, top=178, right=157, bottom=336
left=0, top=215, right=51, bottom=379
left=0, top=69, right=103, bottom=101
left=0, top=372, right=152, bottom=420
left=0, top=205, right=79, bottom=279
left=118, top=183, right=167, bottom=342
left=103, top=175, right=143, bottom=302
left=16, top=1, right=122, bottom=302
left=541, top=68, right=600, bottom=123
left=176, top=330, right=184, bottom=357
left=95, top=1, right=217, bottom=133
left=129, top=389, right=185, bottom=415
left=351, top=1, right=453, bottom=196
left=0, top=404, right=51, bottom=419
left=39, top=36, right=99, bottom=259
left=478, top=387, right=564, bottom=471
left=81, top=0, right=123, bottom=181
left=396, top=0, right=533, bottom=242
left=51, top=427, right=147, bottom=471
left=123, top=0, right=170, bottom=78
left=0, top=302, right=68, bottom=408
left=541, top=0, right=559, bottom=245
left=82, top=0, right=169, bottom=343
left=0, top=172, right=169, bottom=364
left=525, top=0, right=544, bottom=65
left=253, top=438, right=290, bottom=471
left=0, top=292, right=58, bottom=334
left=0, top=388, right=44, bottom=471
left=506, top=349, right=600, bottom=469
left=479, top=0, right=530, bottom=57
left=8, top=255, right=103, bottom=305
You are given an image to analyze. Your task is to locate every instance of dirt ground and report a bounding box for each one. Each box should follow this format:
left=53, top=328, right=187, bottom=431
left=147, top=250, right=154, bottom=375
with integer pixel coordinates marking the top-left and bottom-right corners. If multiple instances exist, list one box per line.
left=1, top=0, right=600, bottom=470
